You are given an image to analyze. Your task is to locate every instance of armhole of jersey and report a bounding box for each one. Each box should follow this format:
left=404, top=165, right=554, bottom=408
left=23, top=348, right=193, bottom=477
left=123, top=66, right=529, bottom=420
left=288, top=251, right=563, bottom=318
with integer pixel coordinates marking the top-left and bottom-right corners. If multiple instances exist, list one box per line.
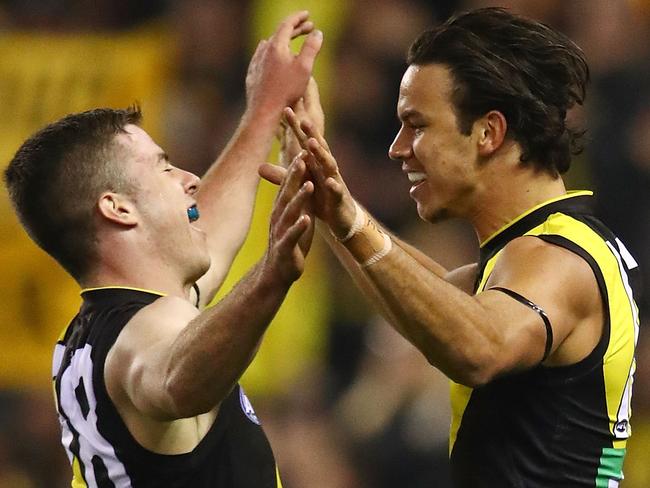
left=534, top=233, right=611, bottom=379
left=192, top=283, right=201, bottom=308
left=488, top=286, right=554, bottom=362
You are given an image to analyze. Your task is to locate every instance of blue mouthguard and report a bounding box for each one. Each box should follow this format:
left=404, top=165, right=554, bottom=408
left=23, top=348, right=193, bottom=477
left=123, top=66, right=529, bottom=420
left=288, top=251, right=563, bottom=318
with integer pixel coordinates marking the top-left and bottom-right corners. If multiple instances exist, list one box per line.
left=187, top=205, right=200, bottom=222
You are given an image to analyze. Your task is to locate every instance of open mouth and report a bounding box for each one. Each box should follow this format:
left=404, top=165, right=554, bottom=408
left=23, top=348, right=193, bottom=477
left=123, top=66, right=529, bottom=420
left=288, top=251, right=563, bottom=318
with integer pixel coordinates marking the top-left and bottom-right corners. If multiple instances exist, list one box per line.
left=187, top=204, right=200, bottom=223
left=407, top=172, right=427, bottom=184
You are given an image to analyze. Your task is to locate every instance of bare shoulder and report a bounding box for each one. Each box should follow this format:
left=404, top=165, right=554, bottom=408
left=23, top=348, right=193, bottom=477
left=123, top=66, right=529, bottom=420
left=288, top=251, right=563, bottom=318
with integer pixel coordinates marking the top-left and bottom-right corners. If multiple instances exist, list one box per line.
left=105, top=296, right=200, bottom=391
left=116, top=296, right=199, bottom=349
left=489, top=235, right=597, bottom=300
left=445, top=263, right=479, bottom=294
left=486, top=235, right=603, bottom=365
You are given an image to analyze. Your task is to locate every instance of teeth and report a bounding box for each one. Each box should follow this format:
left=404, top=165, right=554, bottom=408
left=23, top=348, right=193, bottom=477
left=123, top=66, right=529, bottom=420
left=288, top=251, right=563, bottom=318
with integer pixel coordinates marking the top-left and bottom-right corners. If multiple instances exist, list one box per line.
left=187, top=205, right=200, bottom=222
left=407, top=172, right=427, bottom=183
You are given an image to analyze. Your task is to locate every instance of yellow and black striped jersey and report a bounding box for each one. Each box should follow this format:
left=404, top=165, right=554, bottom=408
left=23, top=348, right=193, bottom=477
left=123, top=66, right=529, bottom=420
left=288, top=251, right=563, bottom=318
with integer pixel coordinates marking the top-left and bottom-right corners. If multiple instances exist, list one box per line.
left=52, top=287, right=282, bottom=488
left=449, top=192, right=640, bottom=487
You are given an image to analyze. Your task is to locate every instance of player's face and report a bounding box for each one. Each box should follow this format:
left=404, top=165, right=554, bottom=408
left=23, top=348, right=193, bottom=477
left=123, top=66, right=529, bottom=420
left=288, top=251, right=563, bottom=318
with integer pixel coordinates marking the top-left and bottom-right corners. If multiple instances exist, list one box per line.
left=389, top=64, right=482, bottom=222
left=117, top=125, right=210, bottom=281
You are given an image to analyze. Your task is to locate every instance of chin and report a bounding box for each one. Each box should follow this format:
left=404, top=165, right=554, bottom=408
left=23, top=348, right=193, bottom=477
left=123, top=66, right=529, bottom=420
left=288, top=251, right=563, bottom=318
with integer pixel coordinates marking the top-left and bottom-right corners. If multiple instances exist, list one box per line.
left=188, top=253, right=211, bottom=282
left=417, top=201, right=451, bottom=224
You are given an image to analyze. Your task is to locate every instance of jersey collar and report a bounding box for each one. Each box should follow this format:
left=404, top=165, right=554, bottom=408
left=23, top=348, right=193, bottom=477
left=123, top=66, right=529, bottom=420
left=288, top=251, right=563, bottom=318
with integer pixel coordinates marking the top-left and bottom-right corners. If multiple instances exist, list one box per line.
left=479, top=191, right=595, bottom=265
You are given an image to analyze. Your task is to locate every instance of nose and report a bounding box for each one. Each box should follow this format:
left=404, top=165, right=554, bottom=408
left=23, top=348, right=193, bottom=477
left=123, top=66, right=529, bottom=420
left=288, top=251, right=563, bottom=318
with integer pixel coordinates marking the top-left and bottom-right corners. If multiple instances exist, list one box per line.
left=181, top=169, right=200, bottom=195
left=388, top=126, right=412, bottom=161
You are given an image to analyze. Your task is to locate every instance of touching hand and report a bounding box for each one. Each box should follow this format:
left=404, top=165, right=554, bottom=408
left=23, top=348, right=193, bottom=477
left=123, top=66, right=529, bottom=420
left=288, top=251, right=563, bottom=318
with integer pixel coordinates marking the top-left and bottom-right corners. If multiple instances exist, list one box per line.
left=264, top=152, right=315, bottom=285
left=279, top=77, right=325, bottom=167
left=246, top=11, right=323, bottom=120
left=282, top=107, right=357, bottom=240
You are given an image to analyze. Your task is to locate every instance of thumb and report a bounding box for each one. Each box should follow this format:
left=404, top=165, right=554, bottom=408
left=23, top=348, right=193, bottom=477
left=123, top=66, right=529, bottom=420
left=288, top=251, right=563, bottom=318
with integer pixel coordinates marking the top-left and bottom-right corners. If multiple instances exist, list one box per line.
left=259, top=163, right=287, bottom=185
left=297, top=30, right=323, bottom=71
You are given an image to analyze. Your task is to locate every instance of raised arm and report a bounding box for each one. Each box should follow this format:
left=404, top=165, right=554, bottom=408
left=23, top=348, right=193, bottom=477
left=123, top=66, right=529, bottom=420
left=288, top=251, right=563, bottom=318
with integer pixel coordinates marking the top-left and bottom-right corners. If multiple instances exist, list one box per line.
left=270, top=110, right=603, bottom=387
left=106, top=155, right=315, bottom=421
left=193, top=11, right=322, bottom=307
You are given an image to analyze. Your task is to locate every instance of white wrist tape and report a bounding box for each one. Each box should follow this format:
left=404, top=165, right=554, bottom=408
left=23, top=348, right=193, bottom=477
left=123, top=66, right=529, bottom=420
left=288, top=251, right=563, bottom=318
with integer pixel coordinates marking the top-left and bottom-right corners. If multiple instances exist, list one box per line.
left=336, top=201, right=365, bottom=243
left=361, top=232, right=393, bottom=267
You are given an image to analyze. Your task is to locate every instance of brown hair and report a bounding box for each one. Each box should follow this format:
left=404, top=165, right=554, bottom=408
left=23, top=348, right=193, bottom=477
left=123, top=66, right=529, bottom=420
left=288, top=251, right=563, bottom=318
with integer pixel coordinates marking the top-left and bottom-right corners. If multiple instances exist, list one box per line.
left=408, top=7, right=589, bottom=175
left=4, top=106, right=142, bottom=281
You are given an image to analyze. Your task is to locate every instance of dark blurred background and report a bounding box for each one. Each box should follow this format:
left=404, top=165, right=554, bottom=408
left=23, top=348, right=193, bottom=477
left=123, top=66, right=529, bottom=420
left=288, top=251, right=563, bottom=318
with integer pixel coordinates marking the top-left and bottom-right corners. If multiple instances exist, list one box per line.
left=0, top=1, right=648, bottom=486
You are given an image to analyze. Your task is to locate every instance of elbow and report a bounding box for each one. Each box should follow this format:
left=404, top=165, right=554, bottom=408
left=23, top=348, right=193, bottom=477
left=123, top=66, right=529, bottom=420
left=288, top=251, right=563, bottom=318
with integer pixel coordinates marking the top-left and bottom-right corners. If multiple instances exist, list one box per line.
left=423, top=345, right=501, bottom=388
left=162, top=375, right=221, bottom=419
left=451, top=365, right=497, bottom=388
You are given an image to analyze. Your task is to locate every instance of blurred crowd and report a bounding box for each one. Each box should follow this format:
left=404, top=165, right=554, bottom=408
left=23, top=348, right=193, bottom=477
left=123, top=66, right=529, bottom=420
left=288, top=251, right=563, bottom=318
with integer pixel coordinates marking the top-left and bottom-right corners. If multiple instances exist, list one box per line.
left=0, top=0, right=648, bottom=487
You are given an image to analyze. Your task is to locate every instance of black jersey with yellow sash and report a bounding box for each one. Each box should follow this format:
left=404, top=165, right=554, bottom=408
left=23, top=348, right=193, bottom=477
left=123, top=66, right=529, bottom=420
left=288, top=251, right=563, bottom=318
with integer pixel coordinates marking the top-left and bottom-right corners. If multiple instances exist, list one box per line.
left=449, top=192, right=640, bottom=487
left=52, top=287, right=282, bottom=488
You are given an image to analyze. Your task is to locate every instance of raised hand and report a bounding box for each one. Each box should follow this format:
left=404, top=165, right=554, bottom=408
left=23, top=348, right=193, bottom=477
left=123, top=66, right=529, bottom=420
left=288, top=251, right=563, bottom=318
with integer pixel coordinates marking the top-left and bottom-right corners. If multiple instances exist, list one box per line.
left=282, top=107, right=358, bottom=240
left=246, top=12, right=323, bottom=120
left=264, top=152, right=315, bottom=285
left=279, top=77, right=325, bottom=167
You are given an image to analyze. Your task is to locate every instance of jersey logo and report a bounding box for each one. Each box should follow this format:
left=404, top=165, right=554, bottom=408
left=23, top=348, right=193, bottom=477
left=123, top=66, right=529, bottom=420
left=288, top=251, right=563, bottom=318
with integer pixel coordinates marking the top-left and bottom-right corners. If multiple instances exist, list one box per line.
left=239, top=387, right=261, bottom=425
left=615, top=419, right=629, bottom=435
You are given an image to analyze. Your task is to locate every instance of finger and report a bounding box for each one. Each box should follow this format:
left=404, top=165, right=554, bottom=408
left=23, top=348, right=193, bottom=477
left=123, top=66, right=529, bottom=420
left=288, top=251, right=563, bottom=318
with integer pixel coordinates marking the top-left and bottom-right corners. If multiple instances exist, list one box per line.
left=274, top=183, right=313, bottom=245
left=279, top=125, right=304, bottom=168
left=324, top=177, right=346, bottom=203
left=301, top=151, right=329, bottom=190
left=278, top=181, right=314, bottom=230
left=271, top=160, right=306, bottom=222
left=259, top=163, right=287, bottom=185
left=276, top=214, right=312, bottom=255
left=291, top=20, right=314, bottom=39
left=292, top=97, right=306, bottom=116
left=304, top=77, right=321, bottom=110
left=284, top=107, right=309, bottom=149
left=296, top=30, right=323, bottom=72
left=272, top=11, right=310, bottom=44
left=300, top=118, right=330, bottom=152
left=307, top=137, right=339, bottom=176
left=276, top=153, right=308, bottom=208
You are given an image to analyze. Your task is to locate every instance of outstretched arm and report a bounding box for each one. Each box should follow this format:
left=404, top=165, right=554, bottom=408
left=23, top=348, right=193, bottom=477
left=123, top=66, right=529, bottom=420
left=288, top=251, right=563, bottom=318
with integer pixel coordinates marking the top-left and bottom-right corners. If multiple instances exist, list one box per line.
left=193, top=11, right=322, bottom=307
left=265, top=108, right=602, bottom=387
left=106, top=154, right=315, bottom=420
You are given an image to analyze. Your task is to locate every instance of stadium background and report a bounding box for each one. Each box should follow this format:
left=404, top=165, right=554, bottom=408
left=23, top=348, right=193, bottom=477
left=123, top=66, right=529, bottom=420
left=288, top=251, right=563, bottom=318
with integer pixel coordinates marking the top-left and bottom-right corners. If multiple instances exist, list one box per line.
left=0, top=0, right=648, bottom=486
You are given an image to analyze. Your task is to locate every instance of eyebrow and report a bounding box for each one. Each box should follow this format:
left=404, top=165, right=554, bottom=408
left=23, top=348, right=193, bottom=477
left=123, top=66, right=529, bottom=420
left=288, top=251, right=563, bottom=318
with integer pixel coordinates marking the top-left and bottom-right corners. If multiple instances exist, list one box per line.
left=398, top=109, right=425, bottom=122
left=156, top=152, right=171, bottom=165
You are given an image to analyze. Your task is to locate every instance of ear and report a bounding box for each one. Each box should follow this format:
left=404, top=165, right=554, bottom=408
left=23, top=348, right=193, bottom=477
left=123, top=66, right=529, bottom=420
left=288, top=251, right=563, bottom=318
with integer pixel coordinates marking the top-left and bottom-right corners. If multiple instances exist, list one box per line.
left=475, top=110, right=507, bottom=157
left=97, top=192, right=138, bottom=227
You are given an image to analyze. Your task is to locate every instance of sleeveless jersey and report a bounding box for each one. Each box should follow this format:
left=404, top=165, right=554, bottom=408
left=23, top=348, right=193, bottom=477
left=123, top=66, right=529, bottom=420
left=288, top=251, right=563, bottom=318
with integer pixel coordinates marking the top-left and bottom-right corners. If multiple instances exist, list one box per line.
left=52, top=287, right=281, bottom=488
left=449, top=192, right=641, bottom=487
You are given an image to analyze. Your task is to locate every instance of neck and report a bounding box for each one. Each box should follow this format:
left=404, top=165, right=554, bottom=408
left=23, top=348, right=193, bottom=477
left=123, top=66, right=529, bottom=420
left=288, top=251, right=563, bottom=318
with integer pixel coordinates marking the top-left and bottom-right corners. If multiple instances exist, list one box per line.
left=468, top=166, right=567, bottom=244
left=83, top=240, right=193, bottom=300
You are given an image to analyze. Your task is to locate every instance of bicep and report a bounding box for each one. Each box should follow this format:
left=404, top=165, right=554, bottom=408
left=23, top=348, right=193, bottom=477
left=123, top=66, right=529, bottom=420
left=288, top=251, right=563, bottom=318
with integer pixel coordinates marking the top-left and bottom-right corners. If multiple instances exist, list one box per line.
left=445, top=263, right=478, bottom=294
left=105, top=298, right=199, bottom=420
left=475, top=237, right=601, bottom=376
left=474, top=288, right=552, bottom=373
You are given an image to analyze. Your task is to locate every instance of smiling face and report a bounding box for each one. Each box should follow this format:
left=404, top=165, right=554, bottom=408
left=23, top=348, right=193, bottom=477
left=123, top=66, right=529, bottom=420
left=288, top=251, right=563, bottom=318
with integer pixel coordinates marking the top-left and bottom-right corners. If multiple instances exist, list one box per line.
left=389, top=64, right=484, bottom=223
left=115, top=125, right=210, bottom=283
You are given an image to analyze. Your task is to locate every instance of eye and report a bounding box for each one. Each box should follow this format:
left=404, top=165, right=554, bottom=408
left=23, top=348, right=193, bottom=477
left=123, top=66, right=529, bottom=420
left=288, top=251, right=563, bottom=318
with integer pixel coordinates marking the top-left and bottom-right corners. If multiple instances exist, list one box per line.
left=163, top=166, right=174, bottom=173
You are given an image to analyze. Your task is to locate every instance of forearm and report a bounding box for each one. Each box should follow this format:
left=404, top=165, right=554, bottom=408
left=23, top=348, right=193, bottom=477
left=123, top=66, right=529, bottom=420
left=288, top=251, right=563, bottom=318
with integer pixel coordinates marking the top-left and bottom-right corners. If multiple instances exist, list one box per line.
left=164, top=263, right=289, bottom=417
left=317, top=222, right=414, bottom=342
left=195, top=108, right=282, bottom=300
left=317, top=203, right=456, bottom=349
left=355, top=201, right=448, bottom=278
left=361, top=245, right=498, bottom=385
